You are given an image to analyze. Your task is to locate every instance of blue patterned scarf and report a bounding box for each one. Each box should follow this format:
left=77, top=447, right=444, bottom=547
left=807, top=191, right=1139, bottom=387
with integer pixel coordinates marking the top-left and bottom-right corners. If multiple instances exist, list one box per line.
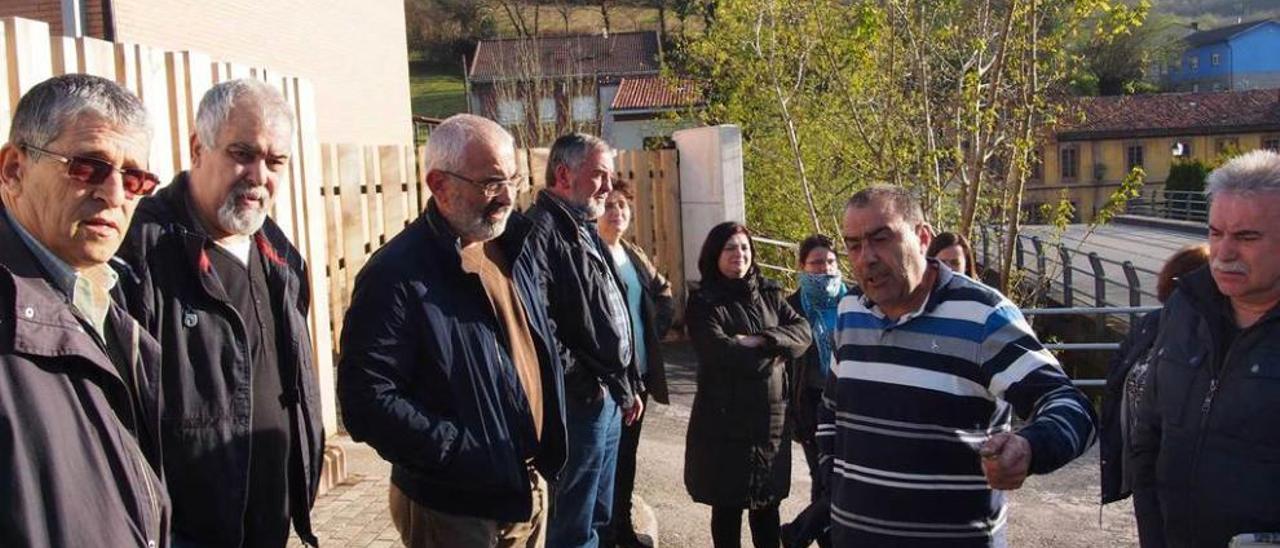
left=798, top=272, right=846, bottom=379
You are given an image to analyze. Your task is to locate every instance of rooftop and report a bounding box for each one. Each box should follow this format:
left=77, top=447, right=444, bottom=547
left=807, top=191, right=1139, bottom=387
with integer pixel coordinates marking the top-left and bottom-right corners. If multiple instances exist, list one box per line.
left=469, top=31, right=660, bottom=83
left=1184, top=18, right=1277, bottom=47
left=1057, top=89, right=1280, bottom=141
left=610, top=76, right=702, bottom=111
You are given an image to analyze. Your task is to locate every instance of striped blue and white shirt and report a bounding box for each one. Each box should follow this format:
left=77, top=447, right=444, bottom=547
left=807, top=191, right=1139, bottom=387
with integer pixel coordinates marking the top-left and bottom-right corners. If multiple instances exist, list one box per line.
left=816, top=264, right=1096, bottom=547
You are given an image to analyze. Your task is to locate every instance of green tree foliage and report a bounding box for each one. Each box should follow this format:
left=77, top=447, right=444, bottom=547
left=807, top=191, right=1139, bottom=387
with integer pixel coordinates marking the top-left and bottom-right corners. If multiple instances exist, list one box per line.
left=1165, top=158, right=1209, bottom=193
left=676, top=0, right=1146, bottom=292
left=405, top=0, right=498, bottom=63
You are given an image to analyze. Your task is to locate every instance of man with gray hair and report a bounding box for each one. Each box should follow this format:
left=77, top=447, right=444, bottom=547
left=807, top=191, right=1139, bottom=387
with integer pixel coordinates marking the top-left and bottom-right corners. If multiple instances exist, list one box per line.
left=118, top=78, right=324, bottom=547
left=0, top=74, right=168, bottom=547
left=525, top=133, right=643, bottom=548
left=338, top=113, right=566, bottom=547
left=1132, top=149, right=1280, bottom=547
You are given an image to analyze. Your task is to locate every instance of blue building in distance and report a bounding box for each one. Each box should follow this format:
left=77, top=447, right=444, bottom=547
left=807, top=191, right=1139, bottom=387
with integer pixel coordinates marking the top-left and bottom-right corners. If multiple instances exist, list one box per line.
left=1165, top=19, right=1280, bottom=92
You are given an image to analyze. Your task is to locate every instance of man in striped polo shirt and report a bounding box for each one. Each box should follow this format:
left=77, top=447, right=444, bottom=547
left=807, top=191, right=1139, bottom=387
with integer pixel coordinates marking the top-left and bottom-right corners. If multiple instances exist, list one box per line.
left=816, top=185, right=1097, bottom=547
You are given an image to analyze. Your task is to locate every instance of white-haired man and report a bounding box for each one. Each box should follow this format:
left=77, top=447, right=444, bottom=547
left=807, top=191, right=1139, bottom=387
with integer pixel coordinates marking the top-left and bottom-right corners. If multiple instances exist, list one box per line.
left=119, top=79, right=324, bottom=547
left=1132, top=149, right=1280, bottom=547
left=338, top=114, right=566, bottom=548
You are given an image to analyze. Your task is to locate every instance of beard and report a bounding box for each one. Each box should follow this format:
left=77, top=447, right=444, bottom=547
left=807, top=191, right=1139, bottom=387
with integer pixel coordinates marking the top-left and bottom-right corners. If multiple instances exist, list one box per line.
left=216, top=181, right=272, bottom=236
left=444, top=187, right=512, bottom=242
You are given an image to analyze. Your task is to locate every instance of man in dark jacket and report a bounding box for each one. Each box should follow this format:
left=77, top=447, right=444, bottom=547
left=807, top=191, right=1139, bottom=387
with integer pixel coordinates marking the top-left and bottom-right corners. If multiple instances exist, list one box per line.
left=1132, top=149, right=1280, bottom=547
left=118, top=79, right=324, bottom=547
left=526, top=133, right=643, bottom=548
left=338, top=114, right=566, bottom=547
left=0, top=74, right=169, bottom=547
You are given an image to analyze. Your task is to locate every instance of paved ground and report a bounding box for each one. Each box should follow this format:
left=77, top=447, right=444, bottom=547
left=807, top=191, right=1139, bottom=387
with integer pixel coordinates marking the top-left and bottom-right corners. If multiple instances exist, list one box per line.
left=295, top=341, right=1140, bottom=547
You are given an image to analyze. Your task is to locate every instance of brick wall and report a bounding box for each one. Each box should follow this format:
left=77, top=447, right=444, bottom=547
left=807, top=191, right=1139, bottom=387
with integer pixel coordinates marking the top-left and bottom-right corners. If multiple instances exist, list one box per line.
left=111, top=0, right=412, bottom=146
left=0, top=0, right=65, bottom=36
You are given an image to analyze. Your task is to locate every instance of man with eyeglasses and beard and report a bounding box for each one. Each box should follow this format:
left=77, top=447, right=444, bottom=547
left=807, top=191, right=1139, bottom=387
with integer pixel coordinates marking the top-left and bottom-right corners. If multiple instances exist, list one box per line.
left=0, top=73, right=168, bottom=548
left=339, top=114, right=566, bottom=547
left=118, top=79, right=324, bottom=547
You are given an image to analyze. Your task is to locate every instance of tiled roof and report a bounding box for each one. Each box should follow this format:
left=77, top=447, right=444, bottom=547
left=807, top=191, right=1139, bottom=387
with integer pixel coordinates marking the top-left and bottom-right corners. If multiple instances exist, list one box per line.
left=610, top=76, right=702, bottom=111
left=1184, top=19, right=1276, bottom=47
left=469, top=31, right=660, bottom=82
left=1057, top=89, right=1280, bottom=141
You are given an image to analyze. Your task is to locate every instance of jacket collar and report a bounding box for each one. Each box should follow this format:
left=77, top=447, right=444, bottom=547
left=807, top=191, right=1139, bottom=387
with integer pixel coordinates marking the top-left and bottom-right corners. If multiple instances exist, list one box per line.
left=536, top=189, right=594, bottom=230
left=0, top=205, right=125, bottom=383
left=1177, top=264, right=1280, bottom=328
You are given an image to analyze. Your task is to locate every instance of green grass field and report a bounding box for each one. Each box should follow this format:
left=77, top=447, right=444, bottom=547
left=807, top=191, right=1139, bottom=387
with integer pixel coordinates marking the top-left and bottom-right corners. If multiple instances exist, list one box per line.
left=409, top=59, right=468, bottom=119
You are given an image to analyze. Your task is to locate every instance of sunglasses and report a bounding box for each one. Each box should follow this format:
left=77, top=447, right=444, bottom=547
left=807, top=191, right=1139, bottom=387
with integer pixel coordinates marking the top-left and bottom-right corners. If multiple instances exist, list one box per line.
left=23, top=144, right=160, bottom=197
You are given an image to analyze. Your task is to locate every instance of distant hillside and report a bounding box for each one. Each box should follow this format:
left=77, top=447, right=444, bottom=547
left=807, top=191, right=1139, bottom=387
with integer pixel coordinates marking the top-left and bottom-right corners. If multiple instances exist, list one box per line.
left=1149, top=0, right=1280, bottom=27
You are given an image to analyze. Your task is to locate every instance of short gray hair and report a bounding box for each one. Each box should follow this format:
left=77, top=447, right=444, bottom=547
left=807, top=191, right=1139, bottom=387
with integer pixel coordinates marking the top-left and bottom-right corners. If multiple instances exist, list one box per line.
left=1206, top=149, right=1280, bottom=199
left=845, top=184, right=925, bottom=225
left=425, top=114, right=514, bottom=174
left=195, top=79, right=294, bottom=149
left=8, top=73, right=150, bottom=148
left=546, top=132, right=611, bottom=188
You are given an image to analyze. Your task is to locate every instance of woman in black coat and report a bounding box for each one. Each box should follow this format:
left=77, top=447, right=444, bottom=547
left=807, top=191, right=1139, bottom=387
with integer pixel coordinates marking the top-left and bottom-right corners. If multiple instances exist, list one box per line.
left=684, top=222, right=811, bottom=548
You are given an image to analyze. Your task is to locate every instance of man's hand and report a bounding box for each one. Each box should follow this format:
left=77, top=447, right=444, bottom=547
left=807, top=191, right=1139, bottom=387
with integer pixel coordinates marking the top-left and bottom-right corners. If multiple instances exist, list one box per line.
left=735, top=334, right=766, bottom=348
left=622, top=395, right=644, bottom=426
left=979, top=433, right=1031, bottom=490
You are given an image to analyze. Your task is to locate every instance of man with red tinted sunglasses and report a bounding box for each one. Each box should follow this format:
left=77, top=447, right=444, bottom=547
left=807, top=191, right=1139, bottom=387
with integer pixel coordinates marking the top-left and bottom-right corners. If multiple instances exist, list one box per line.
left=0, top=74, right=169, bottom=547
left=118, top=79, right=324, bottom=547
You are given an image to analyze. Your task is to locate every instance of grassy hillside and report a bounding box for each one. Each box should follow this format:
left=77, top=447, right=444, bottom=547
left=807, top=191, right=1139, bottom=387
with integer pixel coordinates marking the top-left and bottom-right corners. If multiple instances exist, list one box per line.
left=409, top=54, right=467, bottom=118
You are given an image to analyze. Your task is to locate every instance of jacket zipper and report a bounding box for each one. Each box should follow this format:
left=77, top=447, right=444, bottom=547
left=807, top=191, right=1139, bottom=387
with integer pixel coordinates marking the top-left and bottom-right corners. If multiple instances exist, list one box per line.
left=125, top=323, right=160, bottom=548
left=1188, top=338, right=1240, bottom=544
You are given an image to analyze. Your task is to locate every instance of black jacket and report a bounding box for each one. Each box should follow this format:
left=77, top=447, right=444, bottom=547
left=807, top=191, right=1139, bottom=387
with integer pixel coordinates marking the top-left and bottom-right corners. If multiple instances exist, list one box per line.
left=619, top=239, right=675, bottom=404
left=337, top=202, right=568, bottom=522
left=1100, top=310, right=1161, bottom=505
left=1132, top=266, right=1280, bottom=547
left=117, top=174, right=325, bottom=546
left=525, top=191, right=638, bottom=407
left=0, top=210, right=170, bottom=548
left=683, top=273, right=811, bottom=508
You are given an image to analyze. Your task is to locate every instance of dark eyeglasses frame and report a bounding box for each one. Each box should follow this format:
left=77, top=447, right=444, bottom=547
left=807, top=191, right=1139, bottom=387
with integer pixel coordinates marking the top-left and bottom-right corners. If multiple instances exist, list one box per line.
left=22, top=143, right=160, bottom=197
left=439, top=169, right=528, bottom=197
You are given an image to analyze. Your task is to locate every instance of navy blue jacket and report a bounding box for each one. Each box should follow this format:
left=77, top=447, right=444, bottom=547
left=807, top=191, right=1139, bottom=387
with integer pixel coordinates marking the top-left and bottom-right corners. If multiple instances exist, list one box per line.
left=338, top=202, right=567, bottom=522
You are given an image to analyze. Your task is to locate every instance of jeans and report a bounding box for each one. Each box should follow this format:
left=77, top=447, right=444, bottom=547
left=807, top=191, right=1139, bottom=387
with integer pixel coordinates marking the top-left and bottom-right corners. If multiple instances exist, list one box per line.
left=606, top=393, right=648, bottom=544
left=549, top=394, right=622, bottom=548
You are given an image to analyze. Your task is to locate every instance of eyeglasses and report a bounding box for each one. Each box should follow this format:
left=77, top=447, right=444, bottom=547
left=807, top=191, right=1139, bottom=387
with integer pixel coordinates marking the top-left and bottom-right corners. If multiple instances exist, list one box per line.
left=23, top=144, right=160, bottom=197
left=440, top=169, right=528, bottom=197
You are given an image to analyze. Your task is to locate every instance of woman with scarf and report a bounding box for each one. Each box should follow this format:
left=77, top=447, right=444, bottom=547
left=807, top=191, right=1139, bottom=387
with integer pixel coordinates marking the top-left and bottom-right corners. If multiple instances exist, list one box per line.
left=684, top=222, right=811, bottom=548
left=781, top=235, right=846, bottom=548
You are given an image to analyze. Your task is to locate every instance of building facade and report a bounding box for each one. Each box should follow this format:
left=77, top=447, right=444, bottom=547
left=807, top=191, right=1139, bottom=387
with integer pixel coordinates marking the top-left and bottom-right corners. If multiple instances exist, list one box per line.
left=1165, top=19, right=1280, bottom=93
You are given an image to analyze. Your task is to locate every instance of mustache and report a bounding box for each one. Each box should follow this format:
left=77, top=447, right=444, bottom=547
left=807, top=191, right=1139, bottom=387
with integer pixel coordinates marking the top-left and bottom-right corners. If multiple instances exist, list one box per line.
left=484, top=202, right=511, bottom=216
left=1212, top=260, right=1248, bottom=275
left=229, top=182, right=269, bottom=204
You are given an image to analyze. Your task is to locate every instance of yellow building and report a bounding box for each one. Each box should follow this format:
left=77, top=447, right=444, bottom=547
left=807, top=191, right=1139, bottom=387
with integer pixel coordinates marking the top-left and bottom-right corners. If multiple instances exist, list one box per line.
left=1025, top=89, right=1280, bottom=222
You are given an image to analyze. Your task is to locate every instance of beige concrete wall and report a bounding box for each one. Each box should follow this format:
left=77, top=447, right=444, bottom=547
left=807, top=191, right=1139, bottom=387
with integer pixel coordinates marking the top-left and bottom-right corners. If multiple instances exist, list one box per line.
left=111, top=0, right=411, bottom=146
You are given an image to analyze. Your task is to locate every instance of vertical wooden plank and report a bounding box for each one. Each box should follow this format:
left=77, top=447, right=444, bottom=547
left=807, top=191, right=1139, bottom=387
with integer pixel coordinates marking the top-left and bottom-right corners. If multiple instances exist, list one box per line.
left=363, top=146, right=384, bottom=249
left=49, top=35, right=77, bottom=75
left=164, top=51, right=192, bottom=175
left=4, top=17, right=53, bottom=103
left=379, top=145, right=407, bottom=239
left=295, top=79, right=337, bottom=435
left=321, top=143, right=345, bottom=347
left=270, top=76, right=298, bottom=245
left=135, top=44, right=176, bottom=181
left=77, top=36, right=115, bottom=78
left=113, top=42, right=138, bottom=94
left=514, top=147, right=532, bottom=210
left=0, top=22, right=9, bottom=140
left=338, top=143, right=369, bottom=295
left=183, top=51, right=214, bottom=127
left=400, top=144, right=417, bottom=222
left=660, top=148, right=685, bottom=324
left=412, top=144, right=426, bottom=213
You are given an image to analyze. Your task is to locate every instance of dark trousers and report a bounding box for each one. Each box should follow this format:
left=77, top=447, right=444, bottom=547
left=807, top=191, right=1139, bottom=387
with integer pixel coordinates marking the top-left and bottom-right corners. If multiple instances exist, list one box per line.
left=607, top=393, right=649, bottom=543
left=784, top=387, right=831, bottom=548
left=711, top=504, right=780, bottom=548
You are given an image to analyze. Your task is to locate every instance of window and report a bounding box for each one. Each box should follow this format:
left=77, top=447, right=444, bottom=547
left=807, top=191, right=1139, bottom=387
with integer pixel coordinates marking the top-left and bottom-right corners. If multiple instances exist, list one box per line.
left=1264, top=136, right=1280, bottom=152
left=1211, top=53, right=1221, bottom=66
left=1126, top=144, right=1145, bottom=172
left=1060, top=146, right=1079, bottom=180
left=1190, top=56, right=1200, bottom=71
left=571, top=95, right=597, bottom=122
left=497, top=99, right=524, bottom=126
left=1216, top=137, right=1239, bottom=156
left=1212, top=82, right=1223, bottom=91
left=1172, top=140, right=1193, bottom=158
left=537, top=97, right=556, bottom=123
left=1192, top=83, right=1201, bottom=92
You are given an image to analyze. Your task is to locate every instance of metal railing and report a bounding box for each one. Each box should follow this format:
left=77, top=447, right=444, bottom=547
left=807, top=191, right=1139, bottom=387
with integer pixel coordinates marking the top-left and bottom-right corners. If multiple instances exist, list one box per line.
left=1024, top=305, right=1161, bottom=387
left=975, top=225, right=1159, bottom=308
left=1125, top=189, right=1208, bottom=223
